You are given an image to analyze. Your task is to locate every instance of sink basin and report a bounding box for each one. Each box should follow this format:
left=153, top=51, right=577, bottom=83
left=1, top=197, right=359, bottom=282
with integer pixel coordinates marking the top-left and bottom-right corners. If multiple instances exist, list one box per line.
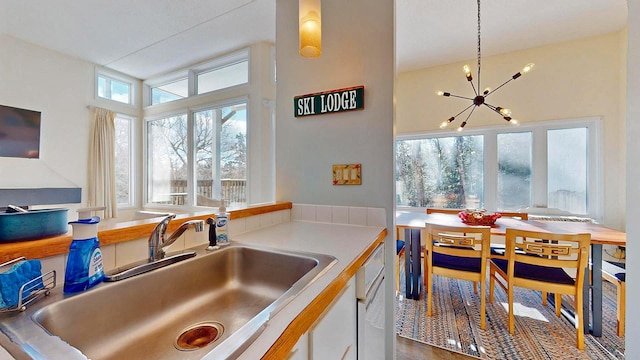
left=14, top=243, right=336, bottom=360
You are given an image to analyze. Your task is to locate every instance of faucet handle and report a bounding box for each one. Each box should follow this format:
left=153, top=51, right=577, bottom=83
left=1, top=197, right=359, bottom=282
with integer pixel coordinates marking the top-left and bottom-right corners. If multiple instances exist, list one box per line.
left=155, top=214, right=177, bottom=236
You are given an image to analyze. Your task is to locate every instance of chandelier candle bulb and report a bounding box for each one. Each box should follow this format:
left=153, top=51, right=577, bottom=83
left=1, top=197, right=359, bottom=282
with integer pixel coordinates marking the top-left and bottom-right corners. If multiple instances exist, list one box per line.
left=463, top=65, right=473, bottom=81
left=497, top=107, right=511, bottom=116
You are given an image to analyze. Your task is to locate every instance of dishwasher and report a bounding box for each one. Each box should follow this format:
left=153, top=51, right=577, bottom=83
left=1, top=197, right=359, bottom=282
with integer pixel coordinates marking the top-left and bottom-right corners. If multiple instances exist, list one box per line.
left=355, top=243, right=385, bottom=360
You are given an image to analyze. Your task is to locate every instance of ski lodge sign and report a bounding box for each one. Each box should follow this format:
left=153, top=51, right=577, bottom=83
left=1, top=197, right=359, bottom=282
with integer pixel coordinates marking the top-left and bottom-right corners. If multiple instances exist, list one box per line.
left=294, top=86, right=364, bottom=117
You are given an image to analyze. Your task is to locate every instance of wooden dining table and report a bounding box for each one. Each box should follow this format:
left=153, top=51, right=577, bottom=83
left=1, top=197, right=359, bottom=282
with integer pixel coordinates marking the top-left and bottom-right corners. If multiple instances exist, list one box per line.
left=395, top=211, right=626, bottom=337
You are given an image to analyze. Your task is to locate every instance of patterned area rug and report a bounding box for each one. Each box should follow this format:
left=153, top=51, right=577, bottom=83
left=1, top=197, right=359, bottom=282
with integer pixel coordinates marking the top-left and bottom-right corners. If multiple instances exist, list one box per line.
left=395, top=276, right=625, bottom=359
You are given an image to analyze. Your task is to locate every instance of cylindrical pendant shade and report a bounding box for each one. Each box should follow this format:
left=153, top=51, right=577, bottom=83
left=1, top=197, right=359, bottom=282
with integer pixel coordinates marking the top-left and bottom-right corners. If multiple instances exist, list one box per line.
left=299, top=0, right=321, bottom=58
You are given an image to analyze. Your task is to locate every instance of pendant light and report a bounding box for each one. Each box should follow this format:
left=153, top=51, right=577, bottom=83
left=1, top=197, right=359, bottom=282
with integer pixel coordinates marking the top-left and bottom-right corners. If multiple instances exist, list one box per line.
left=437, top=0, right=534, bottom=131
left=299, top=0, right=322, bottom=58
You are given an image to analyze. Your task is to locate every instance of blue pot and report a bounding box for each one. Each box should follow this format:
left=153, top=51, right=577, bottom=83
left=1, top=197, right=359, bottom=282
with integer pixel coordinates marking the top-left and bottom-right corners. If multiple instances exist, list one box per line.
left=0, top=208, right=69, bottom=242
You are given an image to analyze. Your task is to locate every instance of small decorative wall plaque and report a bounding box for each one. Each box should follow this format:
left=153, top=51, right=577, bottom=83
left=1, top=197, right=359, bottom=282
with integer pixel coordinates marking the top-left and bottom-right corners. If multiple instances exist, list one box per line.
left=333, top=164, right=361, bottom=185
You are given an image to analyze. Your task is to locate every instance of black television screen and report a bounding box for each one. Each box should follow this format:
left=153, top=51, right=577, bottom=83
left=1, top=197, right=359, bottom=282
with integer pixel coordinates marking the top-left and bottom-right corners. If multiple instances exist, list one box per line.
left=0, top=104, right=41, bottom=159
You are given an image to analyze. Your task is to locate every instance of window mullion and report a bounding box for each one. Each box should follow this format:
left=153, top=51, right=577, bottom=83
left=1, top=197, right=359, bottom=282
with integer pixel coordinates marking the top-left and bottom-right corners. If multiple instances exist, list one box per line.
left=188, top=70, right=196, bottom=97
left=187, top=111, right=196, bottom=207
left=484, top=130, right=497, bottom=211
left=531, top=127, right=548, bottom=207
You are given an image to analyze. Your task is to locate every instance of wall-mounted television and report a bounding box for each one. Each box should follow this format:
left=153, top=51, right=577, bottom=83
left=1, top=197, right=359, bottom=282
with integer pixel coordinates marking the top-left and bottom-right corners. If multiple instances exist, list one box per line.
left=0, top=104, right=41, bottom=159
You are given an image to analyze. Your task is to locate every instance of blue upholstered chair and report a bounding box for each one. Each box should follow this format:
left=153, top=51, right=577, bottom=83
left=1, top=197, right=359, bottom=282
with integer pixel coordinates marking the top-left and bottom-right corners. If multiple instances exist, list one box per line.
left=488, top=228, right=591, bottom=349
left=424, top=223, right=491, bottom=329
left=602, top=260, right=625, bottom=337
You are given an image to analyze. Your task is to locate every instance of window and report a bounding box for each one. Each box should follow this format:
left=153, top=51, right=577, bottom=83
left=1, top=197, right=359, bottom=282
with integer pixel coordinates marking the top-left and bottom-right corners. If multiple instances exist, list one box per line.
left=396, top=118, right=600, bottom=217
left=114, top=114, right=134, bottom=207
left=497, top=132, right=532, bottom=210
left=146, top=101, right=247, bottom=208
left=146, top=49, right=249, bottom=106
left=196, top=60, right=249, bottom=94
left=548, top=128, right=588, bottom=214
left=96, top=71, right=135, bottom=105
left=151, top=77, right=188, bottom=105
left=396, top=135, right=484, bottom=208
left=147, top=113, right=187, bottom=205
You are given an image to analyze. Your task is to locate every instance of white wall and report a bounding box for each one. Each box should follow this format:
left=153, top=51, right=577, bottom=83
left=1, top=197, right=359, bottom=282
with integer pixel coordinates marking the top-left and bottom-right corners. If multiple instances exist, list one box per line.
left=0, top=35, right=94, bottom=212
left=275, top=0, right=395, bottom=357
left=625, top=0, right=639, bottom=356
left=397, top=32, right=626, bottom=230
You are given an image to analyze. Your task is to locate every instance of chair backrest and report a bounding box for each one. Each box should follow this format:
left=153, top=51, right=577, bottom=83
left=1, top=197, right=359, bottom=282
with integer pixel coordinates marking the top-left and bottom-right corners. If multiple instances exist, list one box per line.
left=497, top=211, right=529, bottom=220
left=505, top=228, right=590, bottom=285
left=425, top=224, right=491, bottom=261
left=426, top=208, right=461, bottom=215
left=426, top=208, right=528, bottom=220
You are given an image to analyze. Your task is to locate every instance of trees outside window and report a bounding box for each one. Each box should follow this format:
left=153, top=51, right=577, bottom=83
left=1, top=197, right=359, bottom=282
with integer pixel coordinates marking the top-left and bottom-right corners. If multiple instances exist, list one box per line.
left=396, top=118, right=598, bottom=217
left=396, top=135, right=483, bottom=209
left=146, top=102, right=247, bottom=207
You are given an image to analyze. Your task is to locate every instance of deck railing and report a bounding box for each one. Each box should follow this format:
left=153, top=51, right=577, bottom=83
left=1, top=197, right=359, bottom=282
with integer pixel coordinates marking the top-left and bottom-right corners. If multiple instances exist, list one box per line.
left=167, top=179, right=246, bottom=206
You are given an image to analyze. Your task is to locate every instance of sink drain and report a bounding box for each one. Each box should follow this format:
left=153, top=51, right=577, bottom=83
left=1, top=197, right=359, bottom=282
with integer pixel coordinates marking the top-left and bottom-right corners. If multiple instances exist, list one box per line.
left=175, top=322, right=224, bottom=351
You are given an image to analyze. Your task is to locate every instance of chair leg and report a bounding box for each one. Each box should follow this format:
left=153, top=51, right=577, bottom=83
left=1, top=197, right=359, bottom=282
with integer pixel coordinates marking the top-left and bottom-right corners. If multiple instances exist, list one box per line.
left=618, top=281, right=625, bottom=337
left=555, top=293, right=562, bottom=317
left=427, top=272, right=434, bottom=317
left=396, top=253, right=400, bottom=293
left=508, top=283, right=515, bottom=334
left=396, top=248, right=405, bottom=294
left=423, top=248, right=428, bottom=288
left=575, top=293, right=585, bottom=350
left=473, top=281, right=478, bottom=294
left=480, top=277, right=486, bottom=330
left=542, top=291, right=548, bottom=306
left=488, top=266, right=495, bottom=304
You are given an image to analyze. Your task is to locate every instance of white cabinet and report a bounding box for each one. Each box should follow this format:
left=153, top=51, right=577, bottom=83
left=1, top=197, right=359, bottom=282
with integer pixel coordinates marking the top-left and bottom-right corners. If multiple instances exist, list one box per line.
left=308, top=277, right=357, bottom=360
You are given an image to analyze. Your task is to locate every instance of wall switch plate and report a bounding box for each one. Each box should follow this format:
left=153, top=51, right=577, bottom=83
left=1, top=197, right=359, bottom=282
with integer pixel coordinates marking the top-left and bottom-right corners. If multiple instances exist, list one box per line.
left=332, top=164, right=361, bottom=185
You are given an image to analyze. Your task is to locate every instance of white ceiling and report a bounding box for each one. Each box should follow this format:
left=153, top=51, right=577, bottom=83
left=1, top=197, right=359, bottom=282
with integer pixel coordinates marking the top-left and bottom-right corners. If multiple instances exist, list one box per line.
left=0, top=0, right=628, bottom=80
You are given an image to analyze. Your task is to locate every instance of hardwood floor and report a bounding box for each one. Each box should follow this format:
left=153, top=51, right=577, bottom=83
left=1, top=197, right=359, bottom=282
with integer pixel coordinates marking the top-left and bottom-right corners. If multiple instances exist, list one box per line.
left=396, top=334, right=476, bottom=360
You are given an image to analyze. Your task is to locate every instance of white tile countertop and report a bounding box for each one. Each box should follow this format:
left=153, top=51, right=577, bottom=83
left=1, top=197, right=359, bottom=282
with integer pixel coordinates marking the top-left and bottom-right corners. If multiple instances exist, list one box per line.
left=0, top=219, right=386, bottom=360
left=232, top=220, right=386, bottom=359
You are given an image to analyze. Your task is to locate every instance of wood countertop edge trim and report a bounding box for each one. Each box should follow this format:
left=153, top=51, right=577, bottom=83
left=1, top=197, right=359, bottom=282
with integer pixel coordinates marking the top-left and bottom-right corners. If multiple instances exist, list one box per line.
left=261, top=228, right=387, bottom=360
left=0, top=202, right=292, bottom=262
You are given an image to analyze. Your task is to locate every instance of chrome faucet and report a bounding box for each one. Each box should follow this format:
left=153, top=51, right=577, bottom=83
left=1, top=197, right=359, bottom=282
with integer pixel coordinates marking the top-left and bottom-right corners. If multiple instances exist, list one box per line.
left=148, top=214, right=205, bottom=261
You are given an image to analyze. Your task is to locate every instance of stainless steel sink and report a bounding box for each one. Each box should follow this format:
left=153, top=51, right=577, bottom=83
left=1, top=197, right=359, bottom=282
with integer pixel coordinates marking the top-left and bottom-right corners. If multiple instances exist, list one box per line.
left=1, top=243, right=336, bottom=360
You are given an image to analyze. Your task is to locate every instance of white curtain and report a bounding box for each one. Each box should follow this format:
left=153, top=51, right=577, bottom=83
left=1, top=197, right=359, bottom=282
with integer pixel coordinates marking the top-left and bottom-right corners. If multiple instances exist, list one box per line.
left=88, top=108, right=117, bottom=219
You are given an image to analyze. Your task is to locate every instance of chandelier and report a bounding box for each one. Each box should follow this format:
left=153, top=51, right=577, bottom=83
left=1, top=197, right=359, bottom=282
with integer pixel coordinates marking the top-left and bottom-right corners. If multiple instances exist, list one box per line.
left=437, top=0, right=534, bottom=131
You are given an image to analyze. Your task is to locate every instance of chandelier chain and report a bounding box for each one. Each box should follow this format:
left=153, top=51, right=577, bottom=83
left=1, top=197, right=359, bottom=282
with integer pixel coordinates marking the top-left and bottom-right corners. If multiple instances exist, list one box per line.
left=477, top=0, right=481, bottom=91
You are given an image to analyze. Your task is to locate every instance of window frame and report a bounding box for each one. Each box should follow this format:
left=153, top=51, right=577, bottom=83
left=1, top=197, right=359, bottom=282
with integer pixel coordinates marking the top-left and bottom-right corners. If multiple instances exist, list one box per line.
left=95, top=68, right=137, bottom=107
left=396, top=117, right=602, bottom=220
left=114, top=113, right=137, bottom=209
left=142, top=96, right=249, bottom=210
left=144, top=48, right=250, bottom=107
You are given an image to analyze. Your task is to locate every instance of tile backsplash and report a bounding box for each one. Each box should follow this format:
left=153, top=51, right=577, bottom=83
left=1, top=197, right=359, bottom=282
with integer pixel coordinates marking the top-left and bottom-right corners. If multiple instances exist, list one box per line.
left=291, top=203, right=387, bottom=227
left=38, top=209, right=292, bottom=286
left=35, top=205, right=386, bottom=288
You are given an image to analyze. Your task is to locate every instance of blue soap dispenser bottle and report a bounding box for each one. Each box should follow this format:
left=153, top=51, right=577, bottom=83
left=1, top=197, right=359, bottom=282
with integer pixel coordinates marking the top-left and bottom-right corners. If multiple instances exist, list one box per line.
left=64, top=207, right=105, bottom=293
left=216, top=200, right=229, bottom=245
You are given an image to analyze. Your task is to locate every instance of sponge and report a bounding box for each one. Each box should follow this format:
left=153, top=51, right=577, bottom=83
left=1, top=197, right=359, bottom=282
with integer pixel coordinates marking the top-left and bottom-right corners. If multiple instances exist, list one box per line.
left=0, top=260, right=45, bottom=308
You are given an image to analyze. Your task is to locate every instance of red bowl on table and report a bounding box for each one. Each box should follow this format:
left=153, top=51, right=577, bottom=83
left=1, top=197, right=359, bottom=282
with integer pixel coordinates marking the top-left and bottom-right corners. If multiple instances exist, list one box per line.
left=458, top=210, right=501, bottom=226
